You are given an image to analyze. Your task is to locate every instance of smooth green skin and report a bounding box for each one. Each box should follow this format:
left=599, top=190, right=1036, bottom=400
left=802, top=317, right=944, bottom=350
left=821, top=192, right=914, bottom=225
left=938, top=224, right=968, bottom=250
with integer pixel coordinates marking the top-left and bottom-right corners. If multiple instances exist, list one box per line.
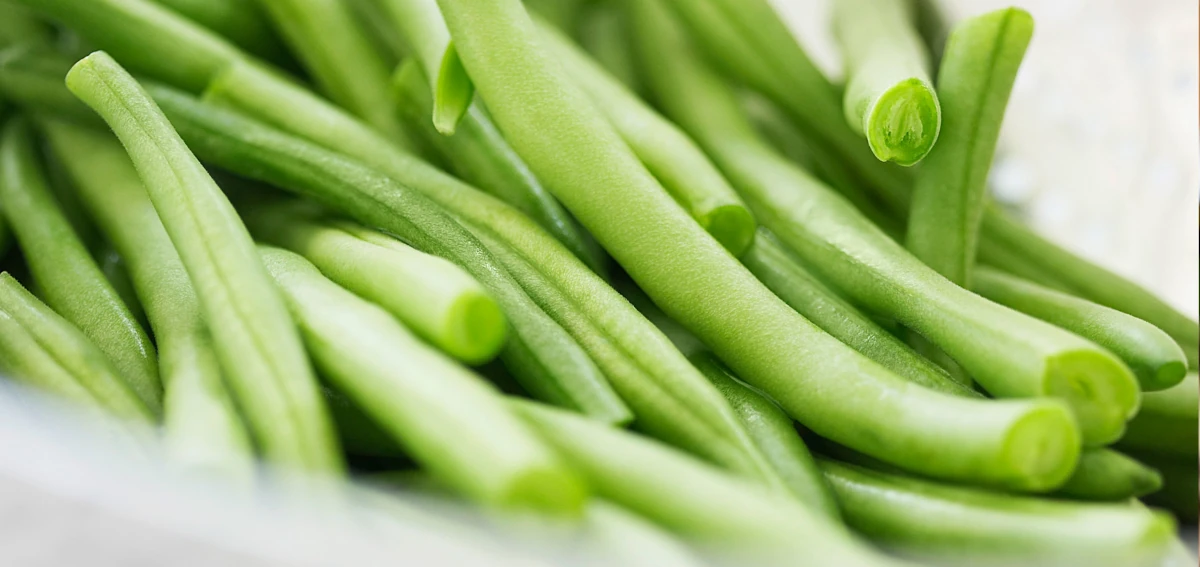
left=149, top=0, right=290, bottom=63
left=975, top=267, right=1187, bottom=392
left=253, top=0, right=404, bottom=142
left=244, top=202, right=507, bottom=364
left=41, top=120, right=254, bottom=478
left=744, top=230, right=975, bottom=398
left=67, top=52, right=342, bottom=473
left=0, top=47, right=102, bottom=127
left=633, top=0, right=1136, bottom=447
left=514, top=401, right=902, bottom=565
left=0, top=273, right=153, bottom=422
left=1054, top=448, right=1162, bottom=501
left=13, top=0, right=241, bottom=93
left=440, top=0, right=1082, bottom=493
left=820, top=459, right=1177, bottom=566
left=146, top=85, right=627, bottom=425
left=691, top=353, right=840, bottom=520
left=388, top=62, right=606, bottom=272
left=535, top=17, right=755, bottom=256
left=833, top=0, right=940, bottom=166
left=259, top=246, right=587, bottom=513
left=1135, top=453, right=1198, bottom=524
left=1117, top=373, right=1198, bottom=459
left=0, top=118, right=162, bottom=414
left=96, top=246, right=149, bottom=333
left=0, top=2, right=51, bottom=47
left=907, top=9, right=1032, bottom=288
left=372, top=0, right=473, bottom=133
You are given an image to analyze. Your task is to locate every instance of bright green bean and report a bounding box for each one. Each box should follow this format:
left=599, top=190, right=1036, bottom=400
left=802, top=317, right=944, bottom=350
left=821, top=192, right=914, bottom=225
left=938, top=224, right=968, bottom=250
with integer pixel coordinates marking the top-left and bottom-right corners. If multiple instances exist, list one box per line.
left=632, top=0, right=1136, bottom=447
left=1117, top=372, right=1197, bottom=459
left=67, top=52, right=342, bottom=473
left=146, top=84, right=627, bottom=425
left=906, top=8, right=1032, bottom=287
left=439, top=0, right=1081, bottom=492
left=260, top=246, right=587, bottom=512
left=0, top=272, right=153, bottom=422
left=691, top=352, right=840, bottom=519
left=513, top=400, right=902, bottom=565
left=535, top=17, right=756, bottom=256
left=41, top=120, right=254, bottom=478
left=0, top=118, right=162, bottom=414
left=974, top=267, right=1187, bottom=391
left=833, top=0, right=940, bottom=166
left=1054, top=448, right=1162, bottom=501
left=254, top=0, right=404, bottom=142
left=244, top=201, right=507, bottom=364
left=149, top=0, right=290, bottom=63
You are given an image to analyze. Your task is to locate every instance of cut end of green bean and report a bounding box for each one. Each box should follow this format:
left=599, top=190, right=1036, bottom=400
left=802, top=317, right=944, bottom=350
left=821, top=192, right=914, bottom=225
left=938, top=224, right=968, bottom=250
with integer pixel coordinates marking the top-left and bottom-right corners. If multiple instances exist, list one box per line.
left=433, top=41, right=474, bottom=135
left=445, top=291, right=508, bottom=364
left=700, top=203, right=756, bottom=257
left=1000, top=401, right=1081, bottom=492
left=1043, top=350, right=1139, bottom=447
left=865, top=77, right=940, bottom=166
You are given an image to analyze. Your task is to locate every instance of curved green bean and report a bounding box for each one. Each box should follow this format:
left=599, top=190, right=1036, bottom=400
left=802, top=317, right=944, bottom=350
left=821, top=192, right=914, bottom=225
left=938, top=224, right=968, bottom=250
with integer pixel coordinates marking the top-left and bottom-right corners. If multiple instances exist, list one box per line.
left=67, top=52, right=342, bottom=473
left=0, top=118, right=162, bottom=414
left=1054, top=448, right=1162, bottom=501
left=1117, top=372, right=1197, bottom=459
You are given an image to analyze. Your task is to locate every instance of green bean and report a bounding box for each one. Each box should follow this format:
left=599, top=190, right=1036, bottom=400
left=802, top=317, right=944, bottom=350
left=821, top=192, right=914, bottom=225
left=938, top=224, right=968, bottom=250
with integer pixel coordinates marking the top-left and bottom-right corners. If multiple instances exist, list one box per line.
left=96, top=246, right=149, bottom=331
left=439, top=0, right=1082, bottom=492
left=0, top=118, right=162, bottom=414
left=40, top=119, right=254, bottom=478
left=744, top=230, right=975, bottom=397
left=259, top=246, right=587, bottom=512
left=691, top=352, right=840, bottom=519
left=146, top=84, right=627, bottom=425
left=244, top=201, right=507, bottom=364
left=0, top=272, right=153, bottom=422
left=833, top=0, right=940, bottom=166
left=371, top=0, right=473, bottom=133
left=907, top=8, right=1033, bottom=287
left=388, top=61, right=606, bottom=271
left=0, top=2, right=51, bottom=47
left=149, top=0, right=290, bottom=64
left=1117, top=372, right=1198, bottom=460
left=513, top=400, right=902, bottom=565
left=254, top=0, right=404, bottom=142
left=67, top=52, right=342, bottom=473
left=0, top=47, right=100, bottom=126
left=1053, top=448, right=1162, bottom=501
left=12, top=0, right=242, bottom=92
left=535, top=17, right=756, bottom=256
left=820, top=458, right=1176, bottom=567
left=974, top=267, right=1187, bottom=391
left=632, top=0, right=1136, bottom=447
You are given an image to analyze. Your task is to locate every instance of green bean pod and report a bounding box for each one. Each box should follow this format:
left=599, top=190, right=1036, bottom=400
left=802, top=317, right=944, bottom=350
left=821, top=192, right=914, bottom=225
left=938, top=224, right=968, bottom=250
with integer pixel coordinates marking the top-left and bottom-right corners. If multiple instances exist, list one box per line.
left=820, top=458, right=1177, bottom=567
left=146, top=84, right=628, bottom=425
left=0, top=118, right=162, bottom=414
left=260, top=246, right=587, bottom=513
left=0, top=272, right=153, bottom=423
left=67, top=52, right=342, bottom=473
left=974, top=267, right=1187, bottom=391
left=1054, top=448, right=1162, bottom=501
left=1117, top=372, right=1197, bottom=459
left=906, top=8, right=1033, bottom=287
left=833, top=0, right=941, bottom=165
left=41, top=120, right=254, bottom=478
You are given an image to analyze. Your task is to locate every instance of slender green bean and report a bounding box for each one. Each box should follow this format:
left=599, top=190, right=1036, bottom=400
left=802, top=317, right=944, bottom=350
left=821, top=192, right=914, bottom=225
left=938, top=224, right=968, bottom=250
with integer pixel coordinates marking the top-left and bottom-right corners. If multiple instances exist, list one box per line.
left=632, top=0, right=1136, bottom=446
left=244, top=201, right=507, bottom=364
left=388, top=61, right=606, bottom=271
left=513, top=400, right=902, bottom=565
left=67, top=52, right=342, bottom=473
left=149, top=0, right=290, bottom=63
left=0, top=272, right=153, bottom=422
left=41, top=120, right=254, bottom=478
left=820, top=458, right=1176, bottom=567
left=96, top=246, right=149, bottom=331
left=0, top=118, right=162, bottom=414
left=535, top=17, right=756, bottom=256
left=1117, top=372, right=1197, bottom=459
left=146, top=84, right=628, bottom=425
left=1053, top=448, right=1162, bottom=501
left=907, top=8, right=1033, bottom=287
left=438, top=0, right=1082, bottom=492
left=833, top=0, right=940, bottom=166
left=260, top=246, right=587, bottom=512
left=974, top=267, right=1187, bottom=391
left=691, top=353, right=840, bottom=519
left=371, top=0, right=473, bottom=133
left=254, top=0, right=404, bottom=141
